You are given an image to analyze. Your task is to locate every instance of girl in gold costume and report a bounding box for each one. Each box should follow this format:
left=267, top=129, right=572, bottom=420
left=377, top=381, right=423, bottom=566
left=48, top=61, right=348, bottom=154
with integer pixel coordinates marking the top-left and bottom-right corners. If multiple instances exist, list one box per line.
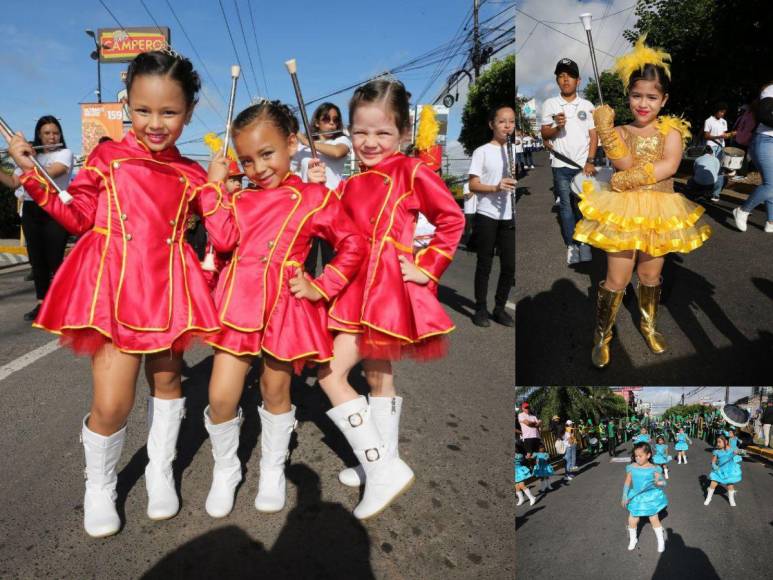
left=573, top=36, right=712, bottom=368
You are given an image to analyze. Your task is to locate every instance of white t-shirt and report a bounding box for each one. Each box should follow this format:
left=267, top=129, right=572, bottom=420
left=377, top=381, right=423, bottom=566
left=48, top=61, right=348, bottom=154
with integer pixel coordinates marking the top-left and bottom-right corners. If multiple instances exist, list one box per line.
left=291, top=143, right=313, bottom=176
left=468, top=142, right=512, bottom=220
left=514, top=135, right=524, bottom=154
left=757, top=84, right=773, bottom=137
left=299, top=134, right=351, bottom=189
left=703, top=116, right=728, bottom=147
left=17, top=148, right=73, bottom=202
left=541, top=95, right=595, bottom=168
left=523, top=135, right=533, bottom=150
left=463, top=182, right=477, bottom=214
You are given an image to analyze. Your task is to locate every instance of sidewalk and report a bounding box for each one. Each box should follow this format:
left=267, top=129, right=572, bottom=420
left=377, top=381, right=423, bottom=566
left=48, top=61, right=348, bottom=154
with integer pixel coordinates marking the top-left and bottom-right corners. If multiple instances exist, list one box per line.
left=0, top=238, right=28, bottom=268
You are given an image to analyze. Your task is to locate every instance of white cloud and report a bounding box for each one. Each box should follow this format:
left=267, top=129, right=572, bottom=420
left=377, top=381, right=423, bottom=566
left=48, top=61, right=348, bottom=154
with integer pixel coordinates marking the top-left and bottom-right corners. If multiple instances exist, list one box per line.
left=516, top=0, right=639, bottom=114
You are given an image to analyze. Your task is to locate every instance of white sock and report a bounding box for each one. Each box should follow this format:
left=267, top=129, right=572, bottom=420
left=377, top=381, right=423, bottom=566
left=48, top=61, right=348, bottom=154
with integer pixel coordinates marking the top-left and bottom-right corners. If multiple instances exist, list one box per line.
left=516, top=490, right=524, bottom=505
left=704, top=488, right=714, bottom=505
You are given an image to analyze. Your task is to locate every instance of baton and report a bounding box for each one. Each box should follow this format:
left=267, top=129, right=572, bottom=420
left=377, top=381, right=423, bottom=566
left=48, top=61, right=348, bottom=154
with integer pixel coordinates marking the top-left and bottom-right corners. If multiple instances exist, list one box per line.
left=223, top=65, right=241, bottom=157
left=579, top=13, right=604, bottom=106
left=0, top=115, right=72, bottom=204
left=284, top=59, right=318, bottom=159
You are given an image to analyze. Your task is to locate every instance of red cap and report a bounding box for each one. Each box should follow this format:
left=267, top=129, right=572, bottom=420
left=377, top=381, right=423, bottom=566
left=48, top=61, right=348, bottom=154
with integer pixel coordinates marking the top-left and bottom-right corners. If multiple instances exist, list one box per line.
left=522, top=402, right=529, bottom=408
left=227, top=160, right=244, bottom=178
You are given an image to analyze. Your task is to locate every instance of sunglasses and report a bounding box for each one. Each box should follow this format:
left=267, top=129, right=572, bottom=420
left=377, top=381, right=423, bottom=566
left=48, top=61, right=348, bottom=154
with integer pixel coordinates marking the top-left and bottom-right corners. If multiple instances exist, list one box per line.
left=321, top=114, right=340, bottom=124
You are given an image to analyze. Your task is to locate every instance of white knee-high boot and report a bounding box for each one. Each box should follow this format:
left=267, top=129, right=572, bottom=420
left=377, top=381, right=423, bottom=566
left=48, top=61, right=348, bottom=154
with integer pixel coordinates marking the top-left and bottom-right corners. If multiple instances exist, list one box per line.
left=654, top=526, right=666, bottom=552
left=704, top=487, right=715, bottom=505
left=728, top=489, right=737, bottom=507
left=328, top=396, right=414, bottom=520
left=145, top=397, right=186, bottom=520
left=339, top=396, right=403, bottom=488
left=81, top=415, right=126, bottom=538
left=204, top=406, right=244, bottom=518
left=664, top=466, right=669, bottom=479
left=524, top=487, right=536, bottom=506
left=516, top=490, right=525, bottom=506
left=254, top=405, right=297, bottom=513
left=627, top=527, right=638, bottom=550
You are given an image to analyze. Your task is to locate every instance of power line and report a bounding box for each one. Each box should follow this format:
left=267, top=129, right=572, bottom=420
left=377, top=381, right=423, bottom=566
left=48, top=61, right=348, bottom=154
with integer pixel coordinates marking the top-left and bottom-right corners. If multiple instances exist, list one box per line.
left=540, top=2, right=638, bottom=26
left=247, top=0, right=270, bottom=97
left=96, top=0, right=129, bottom=32
left=515, top=7, right=618, bottom=59
left=232, top=0, right=262, bottom=97
left=217, top=0, right=255, bottom=100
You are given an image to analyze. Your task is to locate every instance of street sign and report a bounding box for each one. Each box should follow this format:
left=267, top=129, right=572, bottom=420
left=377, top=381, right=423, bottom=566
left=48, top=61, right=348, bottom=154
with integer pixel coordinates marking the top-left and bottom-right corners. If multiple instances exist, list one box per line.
left=97, top=27, right=170, bottom=63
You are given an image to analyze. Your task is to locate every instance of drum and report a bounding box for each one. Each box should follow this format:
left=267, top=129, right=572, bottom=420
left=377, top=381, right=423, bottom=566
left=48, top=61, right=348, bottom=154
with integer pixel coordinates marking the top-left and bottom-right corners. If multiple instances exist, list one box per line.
left=571, top=166, right=614, bottom=196
left=721, top=404, right=750, bottom=428
left=721, top=147, right=745, bottom=171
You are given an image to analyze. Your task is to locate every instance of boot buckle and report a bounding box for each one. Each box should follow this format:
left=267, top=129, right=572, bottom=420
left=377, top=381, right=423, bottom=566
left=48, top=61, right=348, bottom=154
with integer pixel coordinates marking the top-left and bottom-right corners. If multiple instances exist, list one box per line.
left=364, top=448, right=380, bottom=462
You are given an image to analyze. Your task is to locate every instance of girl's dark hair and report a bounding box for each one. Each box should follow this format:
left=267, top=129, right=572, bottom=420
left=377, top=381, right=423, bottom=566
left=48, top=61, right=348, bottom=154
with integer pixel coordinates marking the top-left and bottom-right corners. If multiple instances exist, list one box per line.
left=232, top=100, right=297, bottom=138
left=489, top=104, right=515, bottom=123
left=126, top=50, right=201, bottom=108
left=515, top=441, right=526, bottom=456
left=628, top=63, right=671, bottom=95
left=537, top=443, right=546, bottom=452
left=32, top=115, right=66, bottom=149
left=632, top=442, right=652, bottom=462
left=349, top=79, right=411, bottom=133
left=656, top=435, right=665, bottom=443
left=311, top=102, right=344, bottom=139
left=716, top=434, right=728, bottom=447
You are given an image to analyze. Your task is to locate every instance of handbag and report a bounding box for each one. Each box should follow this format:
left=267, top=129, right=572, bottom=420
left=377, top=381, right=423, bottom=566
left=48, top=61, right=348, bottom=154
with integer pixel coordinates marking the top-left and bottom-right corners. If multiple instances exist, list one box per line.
left=555, top=439, right=567, bottom=454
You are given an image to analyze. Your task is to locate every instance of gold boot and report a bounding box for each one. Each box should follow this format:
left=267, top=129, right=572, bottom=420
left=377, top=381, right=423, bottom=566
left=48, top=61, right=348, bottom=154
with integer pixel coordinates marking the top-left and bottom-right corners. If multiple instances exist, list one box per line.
left=637, top=281, right=666, bottom=354
left=592, top=283, right=625, bottom=368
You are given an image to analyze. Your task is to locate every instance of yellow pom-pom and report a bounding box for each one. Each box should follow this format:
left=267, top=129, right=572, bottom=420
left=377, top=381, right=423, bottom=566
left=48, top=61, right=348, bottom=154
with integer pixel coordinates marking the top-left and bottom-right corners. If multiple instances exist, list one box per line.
left=614, top=35, right=671, bottom=92
left=415, top=106, right=439, bottom=152
left=203, top=132, right=236, bottom=160
left=656, top=115, right=692, bottom=149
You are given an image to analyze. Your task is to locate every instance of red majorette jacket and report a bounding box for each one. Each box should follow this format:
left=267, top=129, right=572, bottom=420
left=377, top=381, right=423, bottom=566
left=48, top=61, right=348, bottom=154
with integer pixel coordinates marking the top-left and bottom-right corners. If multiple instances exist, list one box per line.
left=198, top=173, right=366, bottom=363
left=19, top=131, right=220, bottom=353
left=330, top=153, right=465, bottom=347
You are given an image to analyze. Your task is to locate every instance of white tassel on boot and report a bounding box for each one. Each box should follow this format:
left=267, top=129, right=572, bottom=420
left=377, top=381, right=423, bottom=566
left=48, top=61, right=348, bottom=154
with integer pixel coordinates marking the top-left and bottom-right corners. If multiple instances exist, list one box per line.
left=516, top=490, right=525, bottom=506
left=654, top=526, right=666, bottom=553
left=627, top=527, right=638, bottom=551
left=145, top=396, right=186, bottom=520
left=524, top=487, right=536, bottom=506
left=704, top=487, right=715, bottom=505
left=339, top=396, right=403, bottom=488
left=254, top=405, right=297, bottom=513
left=728, top=490, right=737, bottom=507
left=328, top=396, right=414, bottom=520
left=204, top=406, right=244, bottom=518
left=81, top=415, right=126, bottom=538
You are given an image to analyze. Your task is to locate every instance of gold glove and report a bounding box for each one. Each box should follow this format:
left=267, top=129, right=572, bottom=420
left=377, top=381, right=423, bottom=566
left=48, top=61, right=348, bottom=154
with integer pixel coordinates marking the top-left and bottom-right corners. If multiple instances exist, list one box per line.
left=610, top=162, right=656, bottom=192
left=593, top=105, right=629, bottom=160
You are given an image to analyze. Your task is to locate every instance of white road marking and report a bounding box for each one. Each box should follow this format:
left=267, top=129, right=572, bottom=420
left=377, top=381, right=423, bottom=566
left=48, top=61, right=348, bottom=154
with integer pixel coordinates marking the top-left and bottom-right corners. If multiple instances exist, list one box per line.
left=0, top=339, right=61, bottom=382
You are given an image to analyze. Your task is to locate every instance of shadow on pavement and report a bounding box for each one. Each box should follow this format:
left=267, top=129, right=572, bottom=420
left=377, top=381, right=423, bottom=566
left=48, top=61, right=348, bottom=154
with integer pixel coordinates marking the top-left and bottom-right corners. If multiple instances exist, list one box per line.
left=140, top=463, right=374, bottom=579
left=752, top=276, right=773, bottom=301
left=437, top=283, right=477, bottom=318
left=515, top=505, right=545, bottom=531
left=652, top=528, right=721, bottom=580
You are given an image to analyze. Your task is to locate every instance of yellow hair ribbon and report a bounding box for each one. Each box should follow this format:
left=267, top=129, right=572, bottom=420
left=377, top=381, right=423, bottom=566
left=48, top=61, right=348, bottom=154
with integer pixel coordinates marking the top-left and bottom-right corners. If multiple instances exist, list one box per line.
left=614, top=35, right=671, bottom=92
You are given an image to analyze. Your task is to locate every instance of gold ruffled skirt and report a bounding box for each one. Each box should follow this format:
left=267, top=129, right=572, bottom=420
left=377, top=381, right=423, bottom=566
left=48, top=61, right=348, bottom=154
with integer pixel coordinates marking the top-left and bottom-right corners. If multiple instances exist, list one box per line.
left=573, top=186, right=712, bottom=257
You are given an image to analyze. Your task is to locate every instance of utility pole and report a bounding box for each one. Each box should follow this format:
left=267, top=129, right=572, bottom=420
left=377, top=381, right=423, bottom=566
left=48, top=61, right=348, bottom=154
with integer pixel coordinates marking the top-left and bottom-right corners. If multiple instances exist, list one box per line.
left=725, top=386, right=730, bottom=404
left=472, top=0, right=481, bottom=80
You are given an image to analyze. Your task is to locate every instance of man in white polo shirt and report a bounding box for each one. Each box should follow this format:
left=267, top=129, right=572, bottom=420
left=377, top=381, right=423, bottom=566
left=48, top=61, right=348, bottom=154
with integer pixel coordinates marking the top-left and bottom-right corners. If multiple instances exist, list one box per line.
left=703, top=102, right=734, bottom=161
left=541, top=58, right=597, bottom=265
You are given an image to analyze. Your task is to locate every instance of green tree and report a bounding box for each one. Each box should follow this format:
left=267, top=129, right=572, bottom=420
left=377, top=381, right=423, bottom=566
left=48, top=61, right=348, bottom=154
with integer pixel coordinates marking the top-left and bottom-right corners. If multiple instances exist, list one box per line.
left=458, top=55, right=515, bottom=156
left=621, top=0, right=773, bottom=134
left=583, top=71, right=634, bottom=125
left=662, top=404, right=706, bottom=420
left=0, top=162, right=21, bottom=238
left=519, top=387, right=628, bottom=426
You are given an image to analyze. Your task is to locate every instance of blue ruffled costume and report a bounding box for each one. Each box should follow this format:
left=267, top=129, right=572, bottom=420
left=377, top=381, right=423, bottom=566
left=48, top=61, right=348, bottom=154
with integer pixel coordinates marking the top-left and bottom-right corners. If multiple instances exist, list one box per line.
left=514, top=453, right=531, bottom=483
left=633, top=434, right=651, bottom=444
left=709, top=449, right=743, bottom=485
left=625, top=464, right=668, bottom=517
left=531, top=452, right=554, bottom=478
left=652, top=444, right=672, bottom=465
left=674, top=433, right=690, bottom=451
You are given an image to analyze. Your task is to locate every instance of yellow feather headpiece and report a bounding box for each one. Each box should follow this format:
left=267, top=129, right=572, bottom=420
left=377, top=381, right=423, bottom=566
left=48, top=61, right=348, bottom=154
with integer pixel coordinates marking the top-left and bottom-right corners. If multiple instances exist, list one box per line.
left=203, top=132, right=236, bottom=160
left=614, top=35, right=671, bottom=93
left=415, top=106, right=439, bottom=152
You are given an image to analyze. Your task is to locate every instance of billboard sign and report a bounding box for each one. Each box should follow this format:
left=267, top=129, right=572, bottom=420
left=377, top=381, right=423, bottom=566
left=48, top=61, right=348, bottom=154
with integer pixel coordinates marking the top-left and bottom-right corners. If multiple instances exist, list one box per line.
left=98, top=27, right=170, bottom=63
left=81, top=103, right=125, bottom=156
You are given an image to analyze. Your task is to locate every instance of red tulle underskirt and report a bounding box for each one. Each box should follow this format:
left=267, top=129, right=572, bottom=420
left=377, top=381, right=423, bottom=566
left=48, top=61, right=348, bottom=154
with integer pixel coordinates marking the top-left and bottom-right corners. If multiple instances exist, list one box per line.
left=58, top=328, right=208, bottom=357
left=356, top=327, right=448, bottom=361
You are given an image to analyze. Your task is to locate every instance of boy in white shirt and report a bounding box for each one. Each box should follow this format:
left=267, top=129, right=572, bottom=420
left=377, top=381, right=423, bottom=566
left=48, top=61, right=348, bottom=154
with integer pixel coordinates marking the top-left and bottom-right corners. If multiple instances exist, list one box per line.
left=703, top=103, right=735, bottom=160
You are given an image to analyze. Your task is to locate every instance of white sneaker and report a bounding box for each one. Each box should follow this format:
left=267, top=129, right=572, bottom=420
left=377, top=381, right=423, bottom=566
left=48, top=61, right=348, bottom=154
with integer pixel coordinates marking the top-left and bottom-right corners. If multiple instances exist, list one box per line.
left=733, top=207, right=749, bottom=232
left=530, top=165, right=535, bottom=169
left=554, top=196, right=561, bottom=206
left=579, top=244, right=592, bottom=262
left=711, top=196, right=720, bottom=202
left=765, top=222, right=773, bottom=233
left=567, top=245, right=580, bottom=265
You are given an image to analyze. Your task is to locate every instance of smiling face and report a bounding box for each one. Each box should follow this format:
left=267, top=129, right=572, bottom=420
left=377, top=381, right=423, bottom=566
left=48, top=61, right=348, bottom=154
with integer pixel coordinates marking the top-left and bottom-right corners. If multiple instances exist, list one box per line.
left=628, top=79, right=668, bottom=125
left=38, top=123, right=61, bottom=150
left=128, top=74, right=192, bottom=152
left=350, top=103, right=405, bottom=168
left=234, top=121, right=296, bottom=190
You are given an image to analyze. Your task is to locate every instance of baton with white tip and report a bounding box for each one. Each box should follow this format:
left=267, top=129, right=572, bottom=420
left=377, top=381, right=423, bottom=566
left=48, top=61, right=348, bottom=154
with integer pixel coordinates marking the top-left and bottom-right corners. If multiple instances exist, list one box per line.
left=284, top=58, right=318, bottom=159
left=223, top=65, right=241, bottom=157
left=0, top=115, right=73, bottom=204
left=579, top=13, right=604, bottom=106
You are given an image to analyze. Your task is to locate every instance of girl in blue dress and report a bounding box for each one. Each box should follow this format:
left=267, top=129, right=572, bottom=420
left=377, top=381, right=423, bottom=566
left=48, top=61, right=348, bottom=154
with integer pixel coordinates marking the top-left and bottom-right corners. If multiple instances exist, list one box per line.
left=531, top=443, right=555, bottom=494
left=674, top=427, right=692, bottom=464
left=632, top=427, right=651, bottom=444
left=705, top=434, right=743, bottom=507
left=652, top=435, right=672, bottom=480
left=514, top=443, right=537, bottom=506
left=622, top=442, right=668, bottom=552
left=724, top=428, right=740, bottom=452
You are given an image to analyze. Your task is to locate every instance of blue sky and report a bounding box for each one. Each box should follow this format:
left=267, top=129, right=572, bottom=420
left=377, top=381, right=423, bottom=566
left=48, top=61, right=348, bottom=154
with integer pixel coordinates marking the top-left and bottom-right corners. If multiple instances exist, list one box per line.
left=637, top=387, right=756, bottom=415
left=0, top=0, right=514, bottom=166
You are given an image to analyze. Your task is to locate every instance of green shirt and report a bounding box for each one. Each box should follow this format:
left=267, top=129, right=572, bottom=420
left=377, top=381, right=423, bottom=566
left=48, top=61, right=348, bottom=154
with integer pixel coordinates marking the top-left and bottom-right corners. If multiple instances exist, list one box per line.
left=607, top=423, right=616, bottom=437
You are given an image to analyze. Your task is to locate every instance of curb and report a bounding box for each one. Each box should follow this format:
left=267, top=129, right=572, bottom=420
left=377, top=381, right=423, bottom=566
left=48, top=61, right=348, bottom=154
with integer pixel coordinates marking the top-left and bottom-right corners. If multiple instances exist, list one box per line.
left=0, top=246, right=28, bottom=268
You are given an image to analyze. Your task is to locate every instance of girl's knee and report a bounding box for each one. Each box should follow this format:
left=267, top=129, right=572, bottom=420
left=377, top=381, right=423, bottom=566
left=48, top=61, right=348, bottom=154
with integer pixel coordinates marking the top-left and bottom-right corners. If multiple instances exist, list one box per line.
left=89, top=404, right=130, bottom=432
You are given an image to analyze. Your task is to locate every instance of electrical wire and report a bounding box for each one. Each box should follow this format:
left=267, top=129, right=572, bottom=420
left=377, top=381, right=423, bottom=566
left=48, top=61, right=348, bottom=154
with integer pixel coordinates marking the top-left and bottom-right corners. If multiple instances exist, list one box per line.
left=233, top=0, right=263, bottom=97
left=96, top=0, right=129, bottom=32
left=540, top=2, right=638, bottom=26
left=217, top=0, right=255, bottom=100
left=247, top=0, right=270, bottom=97
left=515, top=7, right=618, bottom=58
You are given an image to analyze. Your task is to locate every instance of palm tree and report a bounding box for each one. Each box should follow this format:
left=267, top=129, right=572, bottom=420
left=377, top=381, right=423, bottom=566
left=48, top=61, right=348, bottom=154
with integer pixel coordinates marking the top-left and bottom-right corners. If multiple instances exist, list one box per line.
left=521, top=387, right=628, bottom=425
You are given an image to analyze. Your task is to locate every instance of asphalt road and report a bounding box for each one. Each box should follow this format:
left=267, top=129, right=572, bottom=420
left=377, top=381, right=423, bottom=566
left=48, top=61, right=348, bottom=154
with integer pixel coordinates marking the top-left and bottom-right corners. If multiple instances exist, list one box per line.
left=515, top=151, right=772, bottom=385
left=0, top=248, right=515, bottom=579
left=516, top=438, right=772, bottom=579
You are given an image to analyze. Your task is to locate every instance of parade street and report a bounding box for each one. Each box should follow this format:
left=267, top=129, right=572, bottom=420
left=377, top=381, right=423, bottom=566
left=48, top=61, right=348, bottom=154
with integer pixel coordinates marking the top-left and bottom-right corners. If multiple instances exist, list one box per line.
left=515, top=151, right=772, bottom=385
left=516, top=438, right=773, bottom=579
left=0, top=250, right=514, bottom=579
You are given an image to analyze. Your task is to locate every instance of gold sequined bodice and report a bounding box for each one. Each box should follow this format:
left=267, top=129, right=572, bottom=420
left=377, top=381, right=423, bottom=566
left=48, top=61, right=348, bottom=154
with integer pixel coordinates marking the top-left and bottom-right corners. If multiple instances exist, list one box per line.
left=621, top=128, right=674, bottom=192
